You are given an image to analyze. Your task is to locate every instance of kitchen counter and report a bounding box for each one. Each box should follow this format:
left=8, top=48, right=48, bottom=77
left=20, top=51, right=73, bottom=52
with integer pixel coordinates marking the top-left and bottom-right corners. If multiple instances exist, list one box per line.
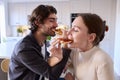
left=0, top=37, right=23, bottom=58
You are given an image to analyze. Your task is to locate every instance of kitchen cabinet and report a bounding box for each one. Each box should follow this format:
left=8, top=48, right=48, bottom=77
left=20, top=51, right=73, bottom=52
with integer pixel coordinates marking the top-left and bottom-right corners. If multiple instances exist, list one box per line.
left=70, top=0, right=91, bottom=13
left=8, top=3, right=27, bottom=25
left=53, top=2, right=70, bottom=26
left=8, top=2, right=71, bottom=26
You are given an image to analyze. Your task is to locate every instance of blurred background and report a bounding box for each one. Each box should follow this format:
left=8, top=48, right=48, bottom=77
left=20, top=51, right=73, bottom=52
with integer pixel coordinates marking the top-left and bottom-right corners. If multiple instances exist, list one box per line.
left=0, top=0, right=120, bottom=80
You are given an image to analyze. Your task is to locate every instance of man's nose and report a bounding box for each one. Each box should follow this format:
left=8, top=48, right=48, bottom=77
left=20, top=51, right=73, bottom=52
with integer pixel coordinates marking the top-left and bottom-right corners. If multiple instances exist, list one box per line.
left=54, top=22, right=58, bottom=27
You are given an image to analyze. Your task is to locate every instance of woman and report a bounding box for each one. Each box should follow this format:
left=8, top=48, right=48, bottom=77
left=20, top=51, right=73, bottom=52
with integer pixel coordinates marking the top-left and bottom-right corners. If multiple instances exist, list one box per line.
left=64, top=13, right=114, bottom=80
left=49, top=13, right=114, bottom=80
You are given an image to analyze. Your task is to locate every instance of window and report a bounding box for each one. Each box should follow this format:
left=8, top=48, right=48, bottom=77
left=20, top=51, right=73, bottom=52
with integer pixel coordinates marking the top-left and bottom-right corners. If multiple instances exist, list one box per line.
left=0, top=1, right=6, bottom=43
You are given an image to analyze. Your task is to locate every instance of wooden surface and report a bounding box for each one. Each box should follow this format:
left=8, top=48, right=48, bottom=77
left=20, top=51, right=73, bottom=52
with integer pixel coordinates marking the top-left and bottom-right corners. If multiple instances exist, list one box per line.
left=0, top=58, right=8, bottom=80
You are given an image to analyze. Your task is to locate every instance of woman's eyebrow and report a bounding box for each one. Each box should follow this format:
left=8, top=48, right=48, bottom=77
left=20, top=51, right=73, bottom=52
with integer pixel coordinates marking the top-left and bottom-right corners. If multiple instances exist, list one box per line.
left=72, top=25, right=80, bottom=29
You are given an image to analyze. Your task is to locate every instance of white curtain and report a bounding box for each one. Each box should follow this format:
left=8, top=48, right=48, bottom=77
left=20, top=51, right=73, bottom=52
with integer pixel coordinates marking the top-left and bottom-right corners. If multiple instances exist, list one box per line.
left=0, top=0, right=6, bottom=43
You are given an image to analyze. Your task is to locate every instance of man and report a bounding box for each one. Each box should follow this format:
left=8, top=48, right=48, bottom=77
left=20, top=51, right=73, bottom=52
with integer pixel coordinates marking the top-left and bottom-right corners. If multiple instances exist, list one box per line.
left=9, top=5, right=71, bottom=80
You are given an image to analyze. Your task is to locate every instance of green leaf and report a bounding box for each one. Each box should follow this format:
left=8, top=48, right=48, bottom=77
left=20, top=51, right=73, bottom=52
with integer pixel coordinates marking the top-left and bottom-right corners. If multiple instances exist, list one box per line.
left=47, top=36, right=51, bottom=41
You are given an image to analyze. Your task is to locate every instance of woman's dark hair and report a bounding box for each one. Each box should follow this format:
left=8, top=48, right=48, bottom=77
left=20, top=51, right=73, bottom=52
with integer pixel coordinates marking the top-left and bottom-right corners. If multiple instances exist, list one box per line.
left=78, top=13, right=106, bottom=46
left=29, top=4, right=57, bottom=33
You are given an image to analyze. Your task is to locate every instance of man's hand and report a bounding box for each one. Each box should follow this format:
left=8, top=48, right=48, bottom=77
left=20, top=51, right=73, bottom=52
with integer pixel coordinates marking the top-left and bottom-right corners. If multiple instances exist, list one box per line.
left=47, top=39, right=63, bottom=66
left=49, top=39, right=63, bottom=60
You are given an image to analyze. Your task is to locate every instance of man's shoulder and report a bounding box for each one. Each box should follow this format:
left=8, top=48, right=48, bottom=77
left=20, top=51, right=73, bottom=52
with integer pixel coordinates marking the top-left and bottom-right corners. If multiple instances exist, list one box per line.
left=14, top=35, right=36, bottom=52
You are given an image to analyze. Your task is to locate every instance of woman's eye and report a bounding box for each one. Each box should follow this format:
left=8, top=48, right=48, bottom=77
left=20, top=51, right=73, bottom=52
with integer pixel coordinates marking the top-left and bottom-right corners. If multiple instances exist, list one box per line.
left=73, top=28, right=79, bottom=32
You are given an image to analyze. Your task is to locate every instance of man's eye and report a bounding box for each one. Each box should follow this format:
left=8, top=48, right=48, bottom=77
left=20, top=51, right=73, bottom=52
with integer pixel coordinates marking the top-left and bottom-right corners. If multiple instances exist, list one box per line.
left=50, top=20, right=54, bottom=22
left=49, top=19, right=55, bottom=22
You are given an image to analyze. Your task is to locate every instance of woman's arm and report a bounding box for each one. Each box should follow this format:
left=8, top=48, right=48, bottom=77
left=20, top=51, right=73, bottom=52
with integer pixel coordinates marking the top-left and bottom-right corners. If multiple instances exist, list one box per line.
left=49, top=48, right=71, bottom=80
left=65, top=72, right=75, bottom=80
left=97, top=62, right=114, bottom=80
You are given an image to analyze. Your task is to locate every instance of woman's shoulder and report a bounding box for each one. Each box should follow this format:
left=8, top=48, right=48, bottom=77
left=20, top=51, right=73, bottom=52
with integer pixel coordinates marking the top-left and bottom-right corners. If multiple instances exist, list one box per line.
left=93, top=47, right=113, bottom=65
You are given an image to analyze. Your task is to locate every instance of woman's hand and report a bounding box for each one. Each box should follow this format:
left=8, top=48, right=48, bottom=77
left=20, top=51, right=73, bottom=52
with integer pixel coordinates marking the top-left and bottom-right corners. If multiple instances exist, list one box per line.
left=64, top=72, right=74, bottom=80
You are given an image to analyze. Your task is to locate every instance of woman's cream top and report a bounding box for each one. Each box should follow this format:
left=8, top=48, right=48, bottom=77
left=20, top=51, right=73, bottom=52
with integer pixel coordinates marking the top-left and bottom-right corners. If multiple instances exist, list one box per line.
left=69, top=46, right=114, bottom=80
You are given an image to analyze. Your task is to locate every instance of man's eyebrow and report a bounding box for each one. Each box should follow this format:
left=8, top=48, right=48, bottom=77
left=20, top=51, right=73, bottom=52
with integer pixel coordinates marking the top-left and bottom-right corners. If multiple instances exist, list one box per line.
left=48, top=17, right=57, bottom=20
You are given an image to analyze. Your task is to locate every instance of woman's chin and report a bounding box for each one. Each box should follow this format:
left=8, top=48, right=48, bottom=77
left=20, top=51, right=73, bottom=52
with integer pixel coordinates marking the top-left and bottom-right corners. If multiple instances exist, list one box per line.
left=67, top=43, right=75, bottom=48
left=68, top=43, right=81, bottom=49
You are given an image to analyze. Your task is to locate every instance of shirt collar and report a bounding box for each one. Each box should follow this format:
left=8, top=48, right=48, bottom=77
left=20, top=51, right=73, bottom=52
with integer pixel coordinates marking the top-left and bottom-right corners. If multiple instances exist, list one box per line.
left=28, top=32, right=44, bottom=47
left=78, top=46, right=98, bottom=61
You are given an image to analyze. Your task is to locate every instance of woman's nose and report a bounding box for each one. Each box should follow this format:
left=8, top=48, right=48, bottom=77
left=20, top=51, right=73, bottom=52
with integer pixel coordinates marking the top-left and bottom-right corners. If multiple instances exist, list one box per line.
left=67, top=28, right=73, bottom=35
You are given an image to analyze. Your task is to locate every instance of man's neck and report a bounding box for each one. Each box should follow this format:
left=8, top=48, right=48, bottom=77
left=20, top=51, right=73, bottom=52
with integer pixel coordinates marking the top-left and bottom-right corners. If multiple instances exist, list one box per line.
left=34, top=31, right=47, bottom=46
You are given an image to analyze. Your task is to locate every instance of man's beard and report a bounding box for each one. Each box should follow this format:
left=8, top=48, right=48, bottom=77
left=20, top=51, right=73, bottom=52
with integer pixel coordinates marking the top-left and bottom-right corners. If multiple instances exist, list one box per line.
left=42, top=31, right=55, bottom=37
left=42, top=25, right=56, bottom=36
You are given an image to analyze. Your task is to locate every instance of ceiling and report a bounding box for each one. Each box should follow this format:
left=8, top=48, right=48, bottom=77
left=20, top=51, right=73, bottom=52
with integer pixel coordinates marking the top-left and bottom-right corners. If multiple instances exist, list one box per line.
left=8, top=0, right=69, bottom=3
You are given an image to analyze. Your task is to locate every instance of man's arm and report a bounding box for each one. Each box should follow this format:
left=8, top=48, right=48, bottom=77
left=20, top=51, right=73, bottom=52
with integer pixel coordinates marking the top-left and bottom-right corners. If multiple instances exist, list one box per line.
left=18, top=46, right=71, bottom=80
left=48, top=48, right=71, bottom=80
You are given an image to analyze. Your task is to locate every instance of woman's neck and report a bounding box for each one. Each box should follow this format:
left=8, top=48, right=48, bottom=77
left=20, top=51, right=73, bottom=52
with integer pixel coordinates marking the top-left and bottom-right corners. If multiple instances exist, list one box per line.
left=80, top=43, right=94, bottom=52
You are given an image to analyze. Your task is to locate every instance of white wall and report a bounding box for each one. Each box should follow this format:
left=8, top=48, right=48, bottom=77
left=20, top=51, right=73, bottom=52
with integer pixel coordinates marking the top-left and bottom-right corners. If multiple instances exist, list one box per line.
left=114, top=0, right=120, bottom=76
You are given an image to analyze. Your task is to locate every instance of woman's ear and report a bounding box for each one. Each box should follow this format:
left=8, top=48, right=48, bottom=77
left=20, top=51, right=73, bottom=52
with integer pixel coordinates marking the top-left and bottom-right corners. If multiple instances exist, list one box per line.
left=88, top=33, right=96, bottom=43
